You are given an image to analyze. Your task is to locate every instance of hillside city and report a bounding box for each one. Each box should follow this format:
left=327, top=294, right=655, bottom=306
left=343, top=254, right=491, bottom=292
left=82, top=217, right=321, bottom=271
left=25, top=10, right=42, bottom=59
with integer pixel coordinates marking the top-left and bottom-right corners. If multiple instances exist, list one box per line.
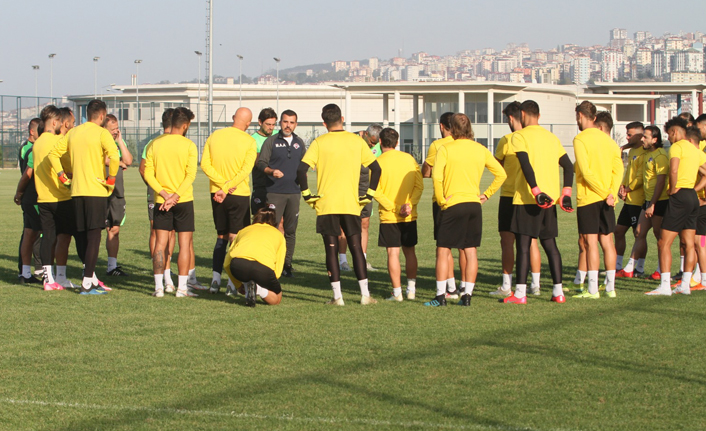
left=252, top=28, right=706, bottom=86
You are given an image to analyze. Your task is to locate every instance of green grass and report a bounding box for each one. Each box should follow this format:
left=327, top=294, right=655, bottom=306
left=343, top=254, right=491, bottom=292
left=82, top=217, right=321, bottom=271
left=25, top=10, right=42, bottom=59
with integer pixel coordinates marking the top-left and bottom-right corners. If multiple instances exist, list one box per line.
left=0, top=168, right=704, bottom=431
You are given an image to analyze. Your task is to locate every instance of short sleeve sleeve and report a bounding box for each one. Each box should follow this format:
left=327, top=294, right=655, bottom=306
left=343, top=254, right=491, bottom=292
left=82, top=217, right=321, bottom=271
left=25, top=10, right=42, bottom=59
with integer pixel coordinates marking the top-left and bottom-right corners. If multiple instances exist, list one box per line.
left=495, top=136, right=507, bottom=160
left=301, top=139, right=319, bottom=169
left=669, top=143, right=682, bottom=160
left=655, top=153, right=669, bottom=176
left=511, top=132, right=527, bottom=154
left=360, top=139, right=376, bottom=167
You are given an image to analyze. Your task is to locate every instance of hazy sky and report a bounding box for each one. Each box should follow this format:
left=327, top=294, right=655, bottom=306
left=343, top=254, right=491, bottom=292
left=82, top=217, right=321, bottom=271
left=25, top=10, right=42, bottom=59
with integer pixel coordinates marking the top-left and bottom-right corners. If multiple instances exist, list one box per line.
left=0, top=0, right=704, bottom=97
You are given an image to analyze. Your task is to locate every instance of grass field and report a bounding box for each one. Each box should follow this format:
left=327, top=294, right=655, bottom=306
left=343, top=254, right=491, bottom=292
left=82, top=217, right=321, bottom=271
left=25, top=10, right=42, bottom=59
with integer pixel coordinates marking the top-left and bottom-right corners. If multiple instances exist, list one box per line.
left=1, top=167, right=705, bottom=431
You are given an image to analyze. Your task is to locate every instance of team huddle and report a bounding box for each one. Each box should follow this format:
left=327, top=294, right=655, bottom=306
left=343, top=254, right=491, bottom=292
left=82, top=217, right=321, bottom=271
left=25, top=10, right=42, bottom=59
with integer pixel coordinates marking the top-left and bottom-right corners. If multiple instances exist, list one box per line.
left=13, top=98, right=706, bottom=306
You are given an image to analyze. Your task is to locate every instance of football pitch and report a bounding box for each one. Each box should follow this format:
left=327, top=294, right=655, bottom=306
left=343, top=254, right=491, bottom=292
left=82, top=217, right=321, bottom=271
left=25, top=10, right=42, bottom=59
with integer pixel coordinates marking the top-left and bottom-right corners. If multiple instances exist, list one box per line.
left=1, top=168, right=704, bottom=431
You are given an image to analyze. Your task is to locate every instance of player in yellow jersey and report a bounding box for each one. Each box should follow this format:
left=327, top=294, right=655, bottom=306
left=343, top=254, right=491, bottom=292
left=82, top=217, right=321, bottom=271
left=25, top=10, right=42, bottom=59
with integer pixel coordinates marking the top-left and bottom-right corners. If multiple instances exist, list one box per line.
left=16, top=106, right=74, bottom=290
left=201, top=107, right=257, bottom=294
left=493, top=102, right=542, bottom=297
left=572, top=102, right=624, bottom=299
left=429, top=114, right=506, bottom=307
left=139, top=109, right=178, bottom=292
left=48, top=99, right=120, bottom=295
left=694, top=115, right=706, bottom=290
left=296, top=104, right=381, bottom=305
left=503, top=100, right=575, bottom=305
left=614, top=122, right=647, bottom=278
left=225, top=206, right=286, bottom=307
left=647, top=119, right=706, bottom=295
left=421, top=112, right=465, bottom=298
left=372, top=127, right=423, bottom=302
left=623, top=126, right=669, bottom=281
left=143, top=107, right=199, bottom=298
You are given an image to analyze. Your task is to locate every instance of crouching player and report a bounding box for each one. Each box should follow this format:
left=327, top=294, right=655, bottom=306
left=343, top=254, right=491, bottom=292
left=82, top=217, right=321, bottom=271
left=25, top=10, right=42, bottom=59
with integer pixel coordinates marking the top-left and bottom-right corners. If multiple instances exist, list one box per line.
left=373, top=128, right=424, bottom=301
left=225, top=206, right=286, bottom=306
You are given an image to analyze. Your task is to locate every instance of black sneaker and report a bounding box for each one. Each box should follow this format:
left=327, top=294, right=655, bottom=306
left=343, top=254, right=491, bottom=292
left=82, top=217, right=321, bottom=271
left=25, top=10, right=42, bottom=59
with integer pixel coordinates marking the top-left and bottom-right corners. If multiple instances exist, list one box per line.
left=423, top=295, right=447, bottom=307
left=283, top=264, right=293, bottom=278
left=458, top=293, right=472, bottom=306
left=106, top=266, right=129, bottom=276
left=19, top=275, right=42, bottom=285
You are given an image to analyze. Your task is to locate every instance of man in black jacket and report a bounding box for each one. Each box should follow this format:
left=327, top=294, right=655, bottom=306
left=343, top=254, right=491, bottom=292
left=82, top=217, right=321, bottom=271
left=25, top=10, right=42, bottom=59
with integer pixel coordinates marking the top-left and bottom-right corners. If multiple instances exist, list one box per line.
left=256, top=110, right=304, bottom=277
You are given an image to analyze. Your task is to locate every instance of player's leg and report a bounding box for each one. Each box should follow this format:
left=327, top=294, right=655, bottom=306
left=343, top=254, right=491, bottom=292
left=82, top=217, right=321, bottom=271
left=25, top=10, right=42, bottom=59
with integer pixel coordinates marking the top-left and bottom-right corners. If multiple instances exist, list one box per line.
left=281, top=194, right=300, bottom=275
left=385, top=246, right=402, bottom=300
left=210, top=194, right=228, bottom=291
left=106, top=225, right=126, bottom=275
left=176, top=231, right=195, bottom=297
left=323, top=233, right=343, bottom=304
left=652, top=228, right=678, bottom=295
left=614, top=224, right=629, bottom=270
left=573, top=236, right=588, bottom=290
left=38, top=204, right=58, bottom=288
left=676, top=229, right=697, bottom=294
left=152, top=228, right=170, bottom=297
left=402, top=244, right=418, bottom=299
left=338, top=232, right=350, bottom=271
left=599, top=233, right=618, bottom=295
left=164, top=230, right=176, bottom=292
left=539, top=237, right=565, bottom=301
left=498, top=231, right=515, bottom=292
left=20, top=228, right=40, bottom=282
left=529, top=238, right=542, bottom=294
left=508, top=233, right=532, bottom=303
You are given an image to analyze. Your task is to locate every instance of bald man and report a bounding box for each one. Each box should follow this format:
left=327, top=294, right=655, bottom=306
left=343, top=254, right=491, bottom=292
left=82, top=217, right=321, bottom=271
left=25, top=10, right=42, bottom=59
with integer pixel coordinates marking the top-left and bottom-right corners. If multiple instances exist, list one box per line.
left=201, top=107, right=259, bottom=294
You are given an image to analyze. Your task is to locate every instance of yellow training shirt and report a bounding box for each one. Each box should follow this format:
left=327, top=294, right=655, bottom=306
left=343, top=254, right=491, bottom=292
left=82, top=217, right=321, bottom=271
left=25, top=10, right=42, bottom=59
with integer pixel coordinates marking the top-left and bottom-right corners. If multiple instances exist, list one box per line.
left=201, top=127, right=257, bottom=196
left=622, top=147, right=646, bottom=206
left=143, top=134, right=198, bottom=204
left=699, top=141, right=706, bottom=199
left=48, top=122, right=119, bottom=197
left=643, top=148, right=669, bottom=202
left=301, top=130, right=376, bottom=216
left=425, top=136, right=453, bottom=204
left=573, top=128, right=624, bottom=207
left=224, top=223, right=286, bottom=286
left=495, top=132, right=520, bottom=198
left=374, top=149, right=424, bottom=223
left=510, top=125, right=566, bottom=206
left=669, top=139, right=706, bottom=189
left=433, top=139, right=506, bottom=209
left=33, top=133, right=71, bottom=203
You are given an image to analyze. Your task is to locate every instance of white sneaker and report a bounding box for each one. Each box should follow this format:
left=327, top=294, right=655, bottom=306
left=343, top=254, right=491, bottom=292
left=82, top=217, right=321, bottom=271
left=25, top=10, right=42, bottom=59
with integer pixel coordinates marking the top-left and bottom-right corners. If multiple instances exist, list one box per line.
left=176, top=288, right=198, bottom=297
left=406, top=291, right=416, bottom=300
left=645, top=287, right=672, bottom=296
left=673, top=286, right=692, bottom=295
left=366, top=261, right=377, bottom=271
left=360, top=295, right=378, bottom=305
left=209, top=280, right=220, bottom=294
left=188, top=279, right=208, bottom=291
left=165, top=283, right=175, bottom=293
left=340, top=262, right=351, bottom=271
left=57, top=279, right=77, bottom=289
left=489, top=287, right=512, bottom=297
left=152, top=287, right=164, bottom=298
left=530, top=285, right=541, bottom=296
left=325, top=297, right=345, bottom=306
left=386, top=293, right=403, bottom=302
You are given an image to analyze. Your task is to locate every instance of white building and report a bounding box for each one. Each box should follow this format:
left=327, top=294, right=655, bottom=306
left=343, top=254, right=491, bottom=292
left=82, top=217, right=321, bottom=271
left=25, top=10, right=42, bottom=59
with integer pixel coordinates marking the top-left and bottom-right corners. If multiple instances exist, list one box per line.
left=572, top=56, right=590, bottom=84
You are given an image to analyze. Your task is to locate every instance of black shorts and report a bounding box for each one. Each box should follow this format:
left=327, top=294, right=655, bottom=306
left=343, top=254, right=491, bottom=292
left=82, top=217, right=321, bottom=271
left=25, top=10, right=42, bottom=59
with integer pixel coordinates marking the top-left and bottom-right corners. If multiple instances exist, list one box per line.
left=360, top=202, right=373, bottom=219
left=147, top=188, right=155, bottom=222
left=577, top=201, right=616, bottom=235
left=378, top=221, right=418, bottom=248
left=436, top=202, right=482, bottom=249
left=211, top=194, right=250, bottom=235
left=73, top=196, right=108, bottom=232
left=39, top=201, right=75, bottom=235
left=511, top=204, right=558, bottom=240
left=643, top=199, right=669, bottom=218
left=153, top=201, right=195, bottom=232
left=616, top=203, right=642, bottom=229
left=432, top=201, right=441, bottom=240
left=251, top=189, right=268, bottom=216
left=498, top=196, right=514, bottom=232
left=662, top=188, right=698, bottom=233
left=697, top=205, right=706, bottom=236
left=106, top=196, right=126, bottom=228
left=316, top=214, right=362, bottom=237
left=229, top=257, right=282, bottom=294
left=21, top=201, right=41, bottom=231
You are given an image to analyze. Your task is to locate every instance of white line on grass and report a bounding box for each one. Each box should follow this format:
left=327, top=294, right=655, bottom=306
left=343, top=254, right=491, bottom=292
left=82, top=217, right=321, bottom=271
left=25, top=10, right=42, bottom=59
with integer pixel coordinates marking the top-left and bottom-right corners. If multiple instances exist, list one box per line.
left=0, top=398, right=581, bottom=431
